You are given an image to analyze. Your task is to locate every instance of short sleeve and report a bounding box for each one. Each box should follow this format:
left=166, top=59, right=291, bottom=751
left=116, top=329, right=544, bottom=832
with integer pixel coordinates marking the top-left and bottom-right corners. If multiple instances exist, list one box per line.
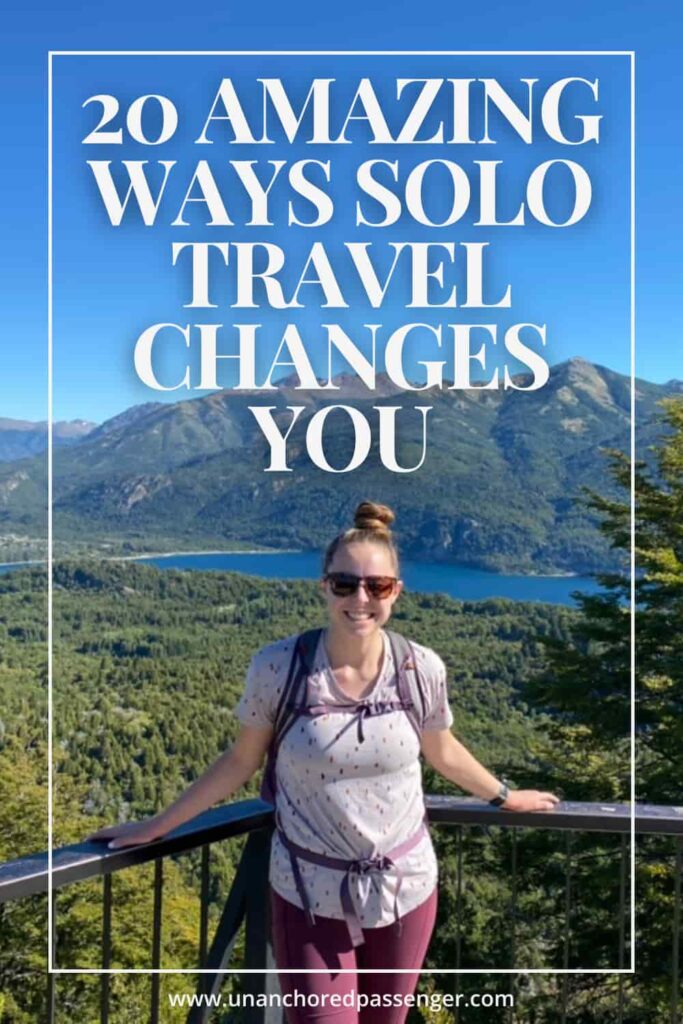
left=414, top=646, right=454, bottom=731
left=235, top=644, right=285, bottom=728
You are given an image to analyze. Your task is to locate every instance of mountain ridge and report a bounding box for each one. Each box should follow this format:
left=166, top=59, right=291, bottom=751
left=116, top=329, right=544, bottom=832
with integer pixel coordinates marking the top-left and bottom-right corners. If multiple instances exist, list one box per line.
left=0, top=418, right=96, bottom=462
left=0, top=358, right=679, bottom=574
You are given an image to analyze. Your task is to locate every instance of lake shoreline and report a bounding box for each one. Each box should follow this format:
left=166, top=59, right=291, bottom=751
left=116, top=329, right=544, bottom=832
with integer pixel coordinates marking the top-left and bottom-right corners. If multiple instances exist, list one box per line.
left=0, top=548, right=584, bottom=580
left=115, top=550, right=596, bottom=606
left=128, top=550, right=581, bottom=580
left=0, top=547, right=292, bottom=568
left=115, top=548, right=296, bottom=561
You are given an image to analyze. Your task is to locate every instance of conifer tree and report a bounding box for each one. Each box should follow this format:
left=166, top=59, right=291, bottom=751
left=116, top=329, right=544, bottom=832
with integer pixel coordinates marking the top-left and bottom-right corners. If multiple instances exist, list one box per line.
left=527, top=398, right=683, bottom=1018
left=528, top=399, right=683, bottom=802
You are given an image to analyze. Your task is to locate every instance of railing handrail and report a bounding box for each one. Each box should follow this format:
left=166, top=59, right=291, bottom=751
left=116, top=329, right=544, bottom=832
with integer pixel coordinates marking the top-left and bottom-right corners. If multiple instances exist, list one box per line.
left=0, top=799, right=273, bottom=904
left=2, top=797, right=681, bottom=904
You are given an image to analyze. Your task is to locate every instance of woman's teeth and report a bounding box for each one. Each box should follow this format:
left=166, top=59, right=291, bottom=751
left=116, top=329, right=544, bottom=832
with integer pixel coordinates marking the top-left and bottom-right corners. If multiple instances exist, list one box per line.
left=345, top=612, right=373, bottom=620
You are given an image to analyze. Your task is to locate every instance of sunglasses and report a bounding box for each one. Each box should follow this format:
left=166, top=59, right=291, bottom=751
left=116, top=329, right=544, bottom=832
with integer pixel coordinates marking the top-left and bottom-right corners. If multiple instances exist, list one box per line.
left=324, top=572, right=398, bottom=599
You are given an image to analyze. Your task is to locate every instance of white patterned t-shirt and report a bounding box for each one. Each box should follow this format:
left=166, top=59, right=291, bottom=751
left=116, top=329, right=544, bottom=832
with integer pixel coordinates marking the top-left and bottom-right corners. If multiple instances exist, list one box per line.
left=236, top=630, right=453, bottom=927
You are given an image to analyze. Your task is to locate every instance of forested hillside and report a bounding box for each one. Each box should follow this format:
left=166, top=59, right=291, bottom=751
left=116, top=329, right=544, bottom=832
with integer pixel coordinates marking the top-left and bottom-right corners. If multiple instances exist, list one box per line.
left=1, top=359, right=680, bottom=573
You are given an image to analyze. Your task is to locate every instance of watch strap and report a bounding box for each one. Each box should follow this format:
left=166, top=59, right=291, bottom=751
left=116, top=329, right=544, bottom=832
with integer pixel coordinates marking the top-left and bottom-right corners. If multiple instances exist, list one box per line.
left=489, top=782, right=509, bottom=807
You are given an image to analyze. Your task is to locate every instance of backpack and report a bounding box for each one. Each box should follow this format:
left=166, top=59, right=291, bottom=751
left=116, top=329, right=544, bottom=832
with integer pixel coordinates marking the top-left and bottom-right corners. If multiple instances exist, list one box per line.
left=260, top=628, right=428, bottom=805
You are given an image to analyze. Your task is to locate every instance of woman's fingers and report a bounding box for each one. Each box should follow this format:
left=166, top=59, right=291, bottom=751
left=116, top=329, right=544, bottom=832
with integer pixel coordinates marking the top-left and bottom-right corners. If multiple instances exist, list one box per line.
left=107, top=834, right=145, bottom=850
left=108, top=825, right=158, bottom=848
left=87, top=821, right=161, bottom=847
left=504, top=790, right=561, bottom=812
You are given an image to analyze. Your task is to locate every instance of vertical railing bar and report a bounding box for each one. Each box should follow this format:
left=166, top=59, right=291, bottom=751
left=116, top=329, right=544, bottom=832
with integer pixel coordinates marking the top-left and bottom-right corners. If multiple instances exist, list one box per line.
left=560, top=974, right=569, bottom=1024
left=614, top=831, right=626, bottom=1024
left=508, top=828, right=518, bottom=1024
left=617, top=833, right=627, bottom=1024
left=47, top=888, right=57, bottom=1024
left=101, top=873, right=112, bottom=1024
left=453, top=825, right=464, bottom=1024
left=455, top=825, right=464, bottom=969
left=150, top=858, right=163, bottom=1024
left=186, top=831, right=254, bottom=1024
left=618, top=834, right=627, bottom=969
left=618, top=975, right=625, bottom=1024
left=563, top=831, right=572, bottom=969
left=242, top=827, right=282, bottom=1024
left=560, top=831, right=573, bottom=1023
left=199, top=844, right=210, bottom=969
left=671, top=837, right=682, bottom=1024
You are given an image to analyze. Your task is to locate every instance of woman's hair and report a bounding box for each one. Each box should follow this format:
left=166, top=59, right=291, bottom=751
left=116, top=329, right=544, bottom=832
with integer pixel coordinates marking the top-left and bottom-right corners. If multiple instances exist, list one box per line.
left=322, top=501, right=399, bottom=574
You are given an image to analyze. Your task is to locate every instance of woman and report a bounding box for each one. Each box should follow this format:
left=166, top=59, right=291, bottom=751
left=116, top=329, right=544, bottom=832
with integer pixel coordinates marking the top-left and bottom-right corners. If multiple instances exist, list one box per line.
left=91, top=501, right=558, bottom=1022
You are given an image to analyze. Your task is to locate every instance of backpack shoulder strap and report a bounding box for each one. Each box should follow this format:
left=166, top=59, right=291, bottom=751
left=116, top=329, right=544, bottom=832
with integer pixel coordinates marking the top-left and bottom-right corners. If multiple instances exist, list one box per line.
left=273, top=628, right=323, bottom=730
left=386, top=630, right=428, bottom=728
left=297, top=627, right=324, bottom=678
left=262, top=628, right=323, bottom=804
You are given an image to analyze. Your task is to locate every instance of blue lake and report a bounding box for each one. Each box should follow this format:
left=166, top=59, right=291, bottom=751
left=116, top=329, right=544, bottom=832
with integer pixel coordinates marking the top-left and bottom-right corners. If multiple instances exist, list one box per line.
left=0, top=551, right=600, bottom=604
left=133, top=550, right=599, bottom=606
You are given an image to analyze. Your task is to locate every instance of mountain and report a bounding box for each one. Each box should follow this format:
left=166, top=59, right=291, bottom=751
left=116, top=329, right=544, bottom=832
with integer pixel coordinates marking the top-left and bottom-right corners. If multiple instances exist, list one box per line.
left=0, top=418, right=96, bottom=462
left=84, top=402, right=162, bottom=442
left=0, top=359, right=679, bottom=573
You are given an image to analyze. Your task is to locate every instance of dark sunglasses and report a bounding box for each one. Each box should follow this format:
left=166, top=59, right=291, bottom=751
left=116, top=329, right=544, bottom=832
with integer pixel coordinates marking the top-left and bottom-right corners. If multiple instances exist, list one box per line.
left=324, top=572, right=398, bottom=599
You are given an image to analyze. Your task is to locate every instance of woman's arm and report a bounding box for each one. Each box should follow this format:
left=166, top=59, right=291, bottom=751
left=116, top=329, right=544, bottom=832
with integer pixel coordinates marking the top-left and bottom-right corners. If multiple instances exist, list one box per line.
left=88, top=723, right=274, bottom=848
left=421, top=729, right=558, bottom=812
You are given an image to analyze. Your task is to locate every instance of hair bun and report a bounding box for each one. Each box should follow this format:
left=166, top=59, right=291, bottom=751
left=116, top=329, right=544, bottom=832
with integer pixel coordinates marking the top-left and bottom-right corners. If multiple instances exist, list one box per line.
left=353, top=500, right=395, bottom=536
left=322, top=500, right=399, bottom=573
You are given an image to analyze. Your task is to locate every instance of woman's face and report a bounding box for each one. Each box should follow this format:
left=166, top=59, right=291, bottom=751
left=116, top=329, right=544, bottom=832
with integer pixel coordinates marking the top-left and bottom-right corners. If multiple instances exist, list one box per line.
left=322, top=541, right=403, bottom=641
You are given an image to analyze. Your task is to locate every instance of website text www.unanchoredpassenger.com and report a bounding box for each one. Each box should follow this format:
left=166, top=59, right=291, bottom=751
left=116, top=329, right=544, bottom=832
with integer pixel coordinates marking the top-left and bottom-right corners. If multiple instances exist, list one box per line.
left=167, top=989, right=515, bottom=1013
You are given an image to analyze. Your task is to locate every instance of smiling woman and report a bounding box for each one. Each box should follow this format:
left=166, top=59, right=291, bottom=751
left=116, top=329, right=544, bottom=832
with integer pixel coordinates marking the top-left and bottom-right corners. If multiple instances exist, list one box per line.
left=89, top=499, right=558, bottom=1023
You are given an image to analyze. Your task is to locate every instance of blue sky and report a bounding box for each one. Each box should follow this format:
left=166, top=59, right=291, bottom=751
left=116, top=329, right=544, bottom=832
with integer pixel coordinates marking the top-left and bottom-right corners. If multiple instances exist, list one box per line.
left=1, top=1, right=681, bottom=423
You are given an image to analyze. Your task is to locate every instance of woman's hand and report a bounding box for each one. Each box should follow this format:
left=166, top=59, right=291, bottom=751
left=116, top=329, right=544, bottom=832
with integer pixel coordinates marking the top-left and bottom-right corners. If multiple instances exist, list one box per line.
left=87, top=817, right=167, bottom=850
left=502, top=790, right=560, bottom=813
left=421, top=731, right=559, bottom=810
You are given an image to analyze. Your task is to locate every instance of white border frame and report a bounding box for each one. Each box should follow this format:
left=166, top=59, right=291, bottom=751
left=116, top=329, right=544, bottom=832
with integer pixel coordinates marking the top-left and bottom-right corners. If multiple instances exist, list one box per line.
left=46, top=51, right=634, bottom=978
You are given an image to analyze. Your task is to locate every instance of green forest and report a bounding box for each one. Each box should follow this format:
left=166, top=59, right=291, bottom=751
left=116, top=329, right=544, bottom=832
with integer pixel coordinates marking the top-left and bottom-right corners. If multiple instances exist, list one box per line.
left=1, top=399, right=682, bottom=1023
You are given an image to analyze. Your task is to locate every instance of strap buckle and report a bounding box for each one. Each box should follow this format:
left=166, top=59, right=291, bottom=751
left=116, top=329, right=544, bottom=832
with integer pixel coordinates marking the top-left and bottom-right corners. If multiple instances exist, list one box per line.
left=352, top=855, right=393, bottom=875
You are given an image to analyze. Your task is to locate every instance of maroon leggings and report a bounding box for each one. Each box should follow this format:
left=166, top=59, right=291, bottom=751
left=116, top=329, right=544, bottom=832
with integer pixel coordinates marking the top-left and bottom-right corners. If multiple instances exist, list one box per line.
left=270, top=887, right=437, bottom=1024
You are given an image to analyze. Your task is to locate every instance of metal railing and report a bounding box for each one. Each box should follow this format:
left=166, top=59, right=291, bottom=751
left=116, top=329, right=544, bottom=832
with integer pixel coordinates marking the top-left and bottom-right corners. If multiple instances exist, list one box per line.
left=1, top=798, right=681, bottom=1024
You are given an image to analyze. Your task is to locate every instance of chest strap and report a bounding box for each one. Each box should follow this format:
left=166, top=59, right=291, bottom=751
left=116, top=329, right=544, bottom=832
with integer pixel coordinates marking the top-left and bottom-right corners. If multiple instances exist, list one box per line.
left=277, top=820, right=428, bottom=947
left=296, top=698, right=415, bottom=744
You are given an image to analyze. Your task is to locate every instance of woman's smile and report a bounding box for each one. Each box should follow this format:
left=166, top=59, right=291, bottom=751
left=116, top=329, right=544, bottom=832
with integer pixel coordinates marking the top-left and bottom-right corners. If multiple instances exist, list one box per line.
left=323, top=541, right=403, bottom=642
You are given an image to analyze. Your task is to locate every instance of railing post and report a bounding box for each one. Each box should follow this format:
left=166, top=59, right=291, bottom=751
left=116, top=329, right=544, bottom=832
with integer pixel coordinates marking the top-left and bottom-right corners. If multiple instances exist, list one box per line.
left=617, top=833, right=627, bottom=1024
left=453, top=824, right=464, bottom=1024
left=242, top=826, right=282, bottom=1024
left=47, top=889, right=57, bottom=1024
left=508, top=828, right=518, bottom=1023
left=672, top=838, right=682, bottom=1024
left=199, top=844, right=210, bottom=970
left=101, top=873, right=112, bottom=1024
left=560, top=831, right=573, bottom=1022
left=151, top=858, right=163, bottom=1024
left=186, top=830, right=263, bottom=1024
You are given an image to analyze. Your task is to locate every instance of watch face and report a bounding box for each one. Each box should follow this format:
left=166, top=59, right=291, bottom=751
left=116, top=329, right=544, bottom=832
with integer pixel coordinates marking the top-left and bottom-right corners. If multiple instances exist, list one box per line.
left=490, top=783, right=508, bottom=805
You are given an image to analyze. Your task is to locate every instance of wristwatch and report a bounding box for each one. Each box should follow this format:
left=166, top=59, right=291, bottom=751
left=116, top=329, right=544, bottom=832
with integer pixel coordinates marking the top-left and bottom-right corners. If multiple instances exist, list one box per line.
left=489, top=782, right=510, bottom=807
